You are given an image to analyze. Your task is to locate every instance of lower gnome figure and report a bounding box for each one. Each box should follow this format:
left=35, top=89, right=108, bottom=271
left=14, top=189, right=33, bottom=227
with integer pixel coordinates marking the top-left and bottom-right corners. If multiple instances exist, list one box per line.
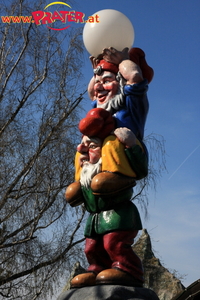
left=65, top=108, right=148, bottom=288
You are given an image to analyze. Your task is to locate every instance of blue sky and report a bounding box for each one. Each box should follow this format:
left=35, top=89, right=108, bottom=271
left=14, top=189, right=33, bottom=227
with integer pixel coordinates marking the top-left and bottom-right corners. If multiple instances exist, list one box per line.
left=71, top=0, right=200, bottom=287
left=1, top=0, right=199, bottom=295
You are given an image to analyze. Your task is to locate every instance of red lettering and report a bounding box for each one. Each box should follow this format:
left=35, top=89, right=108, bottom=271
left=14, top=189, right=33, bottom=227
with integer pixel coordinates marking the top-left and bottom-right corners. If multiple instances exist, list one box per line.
left=67, top=11, right=75, bottom=22
left=41, top=12, right=52, bottom=24
left=59, top=11, right=69, bottom=23
left=86, top=14, right=100, bottom=23
left=86, top=16, right=94, bottom=23
left=21, top=16, right=32, bottom=23
left=51, top=10, right=63, bottom=23
left=11, top=16, right=21, bottom=23
left=32, top=11, right=45, bottom=25
left=95, top=14, right=100, bottom=23
left=75, top=11, right=85, bottom=23
left=1, top=16, right=11, bottom=23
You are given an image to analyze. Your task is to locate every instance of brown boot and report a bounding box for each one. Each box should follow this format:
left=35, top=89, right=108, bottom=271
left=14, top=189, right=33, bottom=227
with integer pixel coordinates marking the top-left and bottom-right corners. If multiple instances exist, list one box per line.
left=91, top=172, right=136, bottom=196
left=96, top=268, right=143, bottom=287
left=65, top=181, right=84, bottom=207
left=70, top=272, right=96, bottom=288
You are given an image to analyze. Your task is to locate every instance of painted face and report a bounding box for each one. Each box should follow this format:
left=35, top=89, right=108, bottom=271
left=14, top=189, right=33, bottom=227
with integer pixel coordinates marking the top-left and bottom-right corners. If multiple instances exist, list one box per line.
left=94, top=71, right=119, bottom=105
left=77, top=136, right=102, bottom=167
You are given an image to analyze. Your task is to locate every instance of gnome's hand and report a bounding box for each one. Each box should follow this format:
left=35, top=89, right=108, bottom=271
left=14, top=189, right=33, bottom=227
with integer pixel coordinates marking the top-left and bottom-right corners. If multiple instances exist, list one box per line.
left=89, top=53, right=104, bottom=69
left=102, top=47, right=129, bottom=65
left=89, top=56, right=100, bottom=69
left=114, top=127, right=136, bottom=148
left=128, top=48, right=154, bottom=83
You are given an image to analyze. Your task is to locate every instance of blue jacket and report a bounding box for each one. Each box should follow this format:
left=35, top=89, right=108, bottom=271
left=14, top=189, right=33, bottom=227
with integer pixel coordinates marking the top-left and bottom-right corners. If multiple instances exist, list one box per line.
left=91, top=79, right=149, bottom=141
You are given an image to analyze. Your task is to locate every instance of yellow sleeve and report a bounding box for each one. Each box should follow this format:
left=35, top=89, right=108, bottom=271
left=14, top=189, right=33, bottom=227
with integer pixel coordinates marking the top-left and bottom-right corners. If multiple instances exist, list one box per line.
left=101, top=135, right=137, bottom=177
left=75, top=151, right=81, bottom=181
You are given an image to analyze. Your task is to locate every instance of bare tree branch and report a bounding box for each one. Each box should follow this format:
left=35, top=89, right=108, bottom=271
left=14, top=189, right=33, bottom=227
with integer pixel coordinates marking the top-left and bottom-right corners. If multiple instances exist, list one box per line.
left=0, top=209, right=85, bottom=286
left=0, top=1, right=87, bottom=298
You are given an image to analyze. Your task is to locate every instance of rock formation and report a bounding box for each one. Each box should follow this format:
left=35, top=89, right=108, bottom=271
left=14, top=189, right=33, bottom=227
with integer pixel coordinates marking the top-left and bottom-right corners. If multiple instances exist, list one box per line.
left=132, top=229, right=185, bottom=300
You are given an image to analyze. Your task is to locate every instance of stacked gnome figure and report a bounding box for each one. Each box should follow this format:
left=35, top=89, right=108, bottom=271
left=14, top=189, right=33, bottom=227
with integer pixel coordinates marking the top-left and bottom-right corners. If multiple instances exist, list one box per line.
left=65, top=47, right=154, bottom=288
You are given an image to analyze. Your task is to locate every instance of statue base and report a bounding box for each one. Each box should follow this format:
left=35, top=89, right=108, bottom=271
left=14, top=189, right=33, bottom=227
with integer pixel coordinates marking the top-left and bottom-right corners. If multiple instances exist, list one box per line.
left=57, top=285, right=160, bottom=300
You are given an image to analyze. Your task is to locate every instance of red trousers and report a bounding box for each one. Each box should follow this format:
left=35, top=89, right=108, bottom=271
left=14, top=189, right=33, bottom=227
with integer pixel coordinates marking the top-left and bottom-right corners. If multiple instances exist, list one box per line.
left=85, top=230, right=144, bottom=283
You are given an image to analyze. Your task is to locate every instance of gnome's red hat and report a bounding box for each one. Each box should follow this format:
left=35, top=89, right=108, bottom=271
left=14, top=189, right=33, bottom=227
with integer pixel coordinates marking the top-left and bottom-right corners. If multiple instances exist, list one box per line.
left=79, top=108, right=115, bottom=140
left=94, top=60, right=118, bottom=76
left=93, top=48, right=154, bottom=83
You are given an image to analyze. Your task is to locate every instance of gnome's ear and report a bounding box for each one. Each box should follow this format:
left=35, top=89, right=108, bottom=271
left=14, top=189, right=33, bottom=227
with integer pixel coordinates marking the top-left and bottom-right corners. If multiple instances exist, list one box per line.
left=88, top=77, right=96, bottom=101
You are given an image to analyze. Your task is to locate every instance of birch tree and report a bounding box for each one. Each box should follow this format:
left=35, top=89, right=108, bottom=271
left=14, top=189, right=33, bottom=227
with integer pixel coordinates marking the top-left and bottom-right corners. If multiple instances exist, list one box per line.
left=0, top=1, right=87, bottom=299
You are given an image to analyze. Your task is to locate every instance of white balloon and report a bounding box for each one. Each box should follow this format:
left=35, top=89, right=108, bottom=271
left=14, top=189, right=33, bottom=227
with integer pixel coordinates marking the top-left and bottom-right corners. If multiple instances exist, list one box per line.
left=83, top=9, right=134, bottom=58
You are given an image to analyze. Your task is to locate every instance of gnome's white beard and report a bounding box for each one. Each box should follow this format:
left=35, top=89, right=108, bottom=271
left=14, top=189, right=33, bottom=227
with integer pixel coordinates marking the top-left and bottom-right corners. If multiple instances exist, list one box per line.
left=97, top=82, right=125, bottom=115
left=80, top=158, right=102, bottom=189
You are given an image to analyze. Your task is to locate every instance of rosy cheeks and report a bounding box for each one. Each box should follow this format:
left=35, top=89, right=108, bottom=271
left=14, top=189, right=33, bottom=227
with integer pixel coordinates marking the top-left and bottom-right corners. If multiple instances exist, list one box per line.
left=77, top=136, right=102, bottom=167
left=103, top=82, right=115, bottom=90
left=88, top=148, right=101, bottom=164
left=77, top=145, right=101, bottom=167
left=105, top=81, right=119, bottom=96
left=94, top=81, right=119, bottom=104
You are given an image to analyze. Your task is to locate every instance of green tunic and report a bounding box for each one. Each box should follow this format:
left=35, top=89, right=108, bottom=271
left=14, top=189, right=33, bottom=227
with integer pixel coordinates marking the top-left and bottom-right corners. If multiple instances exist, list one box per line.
left=82, top=187, right=142, bottom=237
left=82, top=144, right=147, bottom=238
